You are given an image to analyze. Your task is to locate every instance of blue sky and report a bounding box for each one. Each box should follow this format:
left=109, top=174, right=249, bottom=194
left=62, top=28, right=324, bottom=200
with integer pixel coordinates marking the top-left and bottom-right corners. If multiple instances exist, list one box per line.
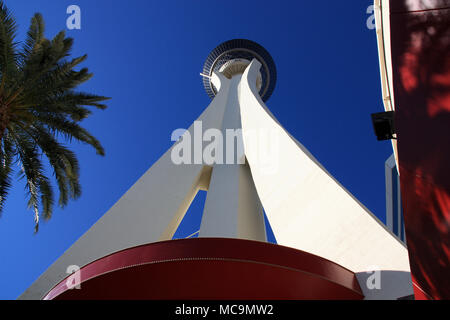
left=0, top=0, right=392, bottom=299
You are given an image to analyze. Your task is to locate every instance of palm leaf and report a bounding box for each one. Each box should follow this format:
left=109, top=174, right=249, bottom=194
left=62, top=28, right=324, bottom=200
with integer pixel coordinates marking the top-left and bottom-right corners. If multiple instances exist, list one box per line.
left=0, top=4, right=109, bottom=231
left=0, top=0, right=19, bottom=93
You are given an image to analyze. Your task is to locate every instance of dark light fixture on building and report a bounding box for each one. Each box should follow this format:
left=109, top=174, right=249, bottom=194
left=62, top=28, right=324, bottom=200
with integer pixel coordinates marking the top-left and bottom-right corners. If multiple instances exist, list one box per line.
left=371, top=111, right=396, bottom=141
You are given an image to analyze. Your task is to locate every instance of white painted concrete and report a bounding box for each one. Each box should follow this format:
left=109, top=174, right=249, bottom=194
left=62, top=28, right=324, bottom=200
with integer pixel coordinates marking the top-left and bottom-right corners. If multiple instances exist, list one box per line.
left=375, top=0, right=399, bottom=169
left=239, top=59, right=413, bottom=299
left=200, top=74, right=266, bottom=241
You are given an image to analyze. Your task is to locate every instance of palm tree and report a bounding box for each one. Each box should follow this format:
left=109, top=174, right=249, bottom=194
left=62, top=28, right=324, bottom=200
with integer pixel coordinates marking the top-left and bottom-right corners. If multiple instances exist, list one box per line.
left=0, top=2, right=109, bottom=232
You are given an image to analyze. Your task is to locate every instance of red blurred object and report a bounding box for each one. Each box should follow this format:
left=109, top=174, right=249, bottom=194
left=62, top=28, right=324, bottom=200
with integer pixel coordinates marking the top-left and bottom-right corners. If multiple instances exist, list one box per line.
left=390, top=0, right=450, bottom=300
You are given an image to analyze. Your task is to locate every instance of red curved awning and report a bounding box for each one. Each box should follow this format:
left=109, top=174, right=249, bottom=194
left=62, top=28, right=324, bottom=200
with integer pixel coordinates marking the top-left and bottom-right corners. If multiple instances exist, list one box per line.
left=44, top=238, right=363, bottom=300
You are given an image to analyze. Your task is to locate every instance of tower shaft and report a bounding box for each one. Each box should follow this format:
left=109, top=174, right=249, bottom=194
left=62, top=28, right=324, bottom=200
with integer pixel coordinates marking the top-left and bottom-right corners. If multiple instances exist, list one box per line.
left=199, top=74, right=266, bottom=241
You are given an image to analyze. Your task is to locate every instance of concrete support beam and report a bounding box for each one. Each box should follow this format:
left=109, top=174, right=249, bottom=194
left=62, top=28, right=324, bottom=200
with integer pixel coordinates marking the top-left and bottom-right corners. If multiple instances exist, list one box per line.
left=239, top=59, right=413, bottom=299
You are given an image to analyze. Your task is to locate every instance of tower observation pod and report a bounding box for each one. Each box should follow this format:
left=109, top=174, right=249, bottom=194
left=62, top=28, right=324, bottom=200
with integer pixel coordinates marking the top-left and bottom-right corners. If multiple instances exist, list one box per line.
left=21, top=39, right=415, bottom=300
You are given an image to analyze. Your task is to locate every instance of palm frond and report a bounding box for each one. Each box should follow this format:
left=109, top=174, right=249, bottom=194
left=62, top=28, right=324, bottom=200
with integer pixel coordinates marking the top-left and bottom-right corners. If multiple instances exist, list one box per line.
left=22, top=13, right=45, bottom=59
left=0, top=133, right=14, bottom=215
left=8, top=127, right=46, bottom=230
left=30, top=113, right=105, bottom=155
left=0, top=1, right=19, bottom=93
left=32, top=125, right=81, bottom=206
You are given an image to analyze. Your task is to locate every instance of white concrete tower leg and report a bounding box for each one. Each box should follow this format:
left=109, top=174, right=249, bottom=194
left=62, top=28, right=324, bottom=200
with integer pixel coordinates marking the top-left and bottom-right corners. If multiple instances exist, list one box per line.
left=199, top=74, right=266, bottom=241
left=238, top=59, right=413, bottom=299
left=19, top=71, right=232, bottom=300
